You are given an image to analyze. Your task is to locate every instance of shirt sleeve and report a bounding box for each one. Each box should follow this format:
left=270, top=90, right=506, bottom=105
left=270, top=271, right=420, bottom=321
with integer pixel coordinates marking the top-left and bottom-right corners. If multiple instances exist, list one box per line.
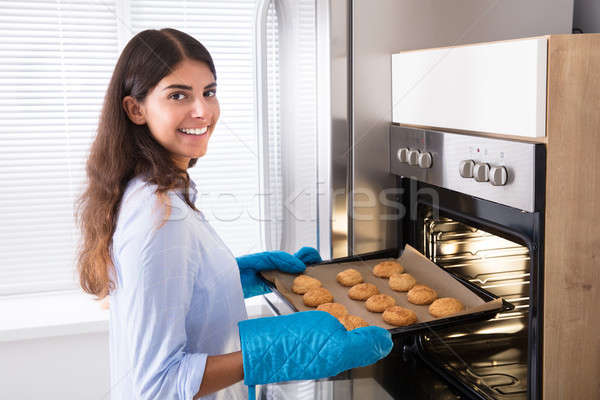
left=120, top=198, right=207, bottom=400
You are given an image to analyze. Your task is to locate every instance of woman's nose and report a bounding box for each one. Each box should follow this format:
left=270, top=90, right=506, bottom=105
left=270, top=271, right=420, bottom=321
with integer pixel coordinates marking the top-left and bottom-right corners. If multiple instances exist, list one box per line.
left=191, top=98, right=210, bottom=119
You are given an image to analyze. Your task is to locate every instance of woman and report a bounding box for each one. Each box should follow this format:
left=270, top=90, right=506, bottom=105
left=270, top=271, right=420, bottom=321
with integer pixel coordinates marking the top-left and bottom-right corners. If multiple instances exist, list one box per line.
left=76, top=28, right=392, bottom=400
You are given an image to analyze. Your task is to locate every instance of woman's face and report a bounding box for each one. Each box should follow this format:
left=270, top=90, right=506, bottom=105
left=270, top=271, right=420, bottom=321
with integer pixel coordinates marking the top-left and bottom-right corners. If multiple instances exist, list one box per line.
left=124, top=59, right=220, bottom=169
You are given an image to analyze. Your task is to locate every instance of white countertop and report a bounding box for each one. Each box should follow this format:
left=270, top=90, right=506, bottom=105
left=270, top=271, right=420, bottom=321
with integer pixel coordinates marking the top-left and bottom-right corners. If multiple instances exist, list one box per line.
left=0, top=290, right=109, bottom=342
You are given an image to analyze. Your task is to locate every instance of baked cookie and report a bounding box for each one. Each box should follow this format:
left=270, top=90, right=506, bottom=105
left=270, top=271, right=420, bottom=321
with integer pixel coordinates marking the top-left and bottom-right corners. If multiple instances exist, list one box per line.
left=292, top=275, right=322, bottom=294
left=407, top=284, right=438, bottom=305
left=429, top=297, right=464, bottom=317
left=372, top=260, right=404, bottom=278
left=317, top=302, right=349, bottom=319
left=348, top=283, right=380, bottom=301
left=303, top=287, right=334, bottom=307
left=336, top=268, right=363, bottom=287
left=339, top=314, right=369, bottom=331
left=389, top=272, right=417, bottom=292
left=383, top=306, right=418, bottom=326
left=365, top=294, right=396, bottom=313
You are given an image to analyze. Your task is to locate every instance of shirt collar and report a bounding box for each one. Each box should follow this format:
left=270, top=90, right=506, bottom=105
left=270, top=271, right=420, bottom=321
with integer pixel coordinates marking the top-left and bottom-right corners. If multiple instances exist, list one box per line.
left=138, top=173, right=198, bottom=204
left=176, top=177, right=198, bottom=204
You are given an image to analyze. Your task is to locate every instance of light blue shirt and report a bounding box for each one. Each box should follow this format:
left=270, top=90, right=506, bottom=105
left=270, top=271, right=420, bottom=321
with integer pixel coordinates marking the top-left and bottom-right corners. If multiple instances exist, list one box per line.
left=108, top=175, right=248, bottom=399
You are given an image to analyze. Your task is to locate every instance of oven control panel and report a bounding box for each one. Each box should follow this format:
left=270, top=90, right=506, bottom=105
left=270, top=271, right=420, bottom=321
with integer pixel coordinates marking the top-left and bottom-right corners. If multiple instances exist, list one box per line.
left=390, top=125, right=544, bottom=212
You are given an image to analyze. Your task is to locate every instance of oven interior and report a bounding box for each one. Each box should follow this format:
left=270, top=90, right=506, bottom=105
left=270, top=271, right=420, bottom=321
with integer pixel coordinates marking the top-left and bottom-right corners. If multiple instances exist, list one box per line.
left=416, top=209, right=530, bottom=400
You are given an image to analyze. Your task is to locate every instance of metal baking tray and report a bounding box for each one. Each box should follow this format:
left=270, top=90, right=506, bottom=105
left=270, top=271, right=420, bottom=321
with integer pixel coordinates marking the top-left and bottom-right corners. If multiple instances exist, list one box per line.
left=261, top=247, right=514, bottom=336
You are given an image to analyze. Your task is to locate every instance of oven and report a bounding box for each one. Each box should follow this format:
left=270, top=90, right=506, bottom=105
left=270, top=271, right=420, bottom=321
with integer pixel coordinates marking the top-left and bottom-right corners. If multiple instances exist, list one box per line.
left=260, top=124, right=546, bottom=399
left=352, top=124, right=545, bottom=400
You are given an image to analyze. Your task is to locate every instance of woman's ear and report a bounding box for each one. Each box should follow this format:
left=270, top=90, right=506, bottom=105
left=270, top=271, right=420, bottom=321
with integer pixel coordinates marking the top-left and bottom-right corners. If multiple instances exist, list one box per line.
left=122, top=96, right=146, bottom=125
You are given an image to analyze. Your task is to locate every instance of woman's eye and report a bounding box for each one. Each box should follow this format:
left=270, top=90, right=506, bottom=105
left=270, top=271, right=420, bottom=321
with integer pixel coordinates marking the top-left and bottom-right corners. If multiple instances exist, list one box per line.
left=204, top=89, right=216, bottom=98
left=169, top=92, right=186, bottom=100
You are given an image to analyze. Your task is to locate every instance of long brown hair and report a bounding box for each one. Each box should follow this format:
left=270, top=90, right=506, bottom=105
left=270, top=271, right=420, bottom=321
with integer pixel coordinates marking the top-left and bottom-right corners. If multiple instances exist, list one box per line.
left=75, top=28, right=216, bottom=299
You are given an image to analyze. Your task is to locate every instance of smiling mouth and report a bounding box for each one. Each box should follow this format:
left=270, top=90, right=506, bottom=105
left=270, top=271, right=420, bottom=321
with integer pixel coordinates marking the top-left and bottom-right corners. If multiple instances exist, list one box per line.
left=178, top=127, right=209, bottom=136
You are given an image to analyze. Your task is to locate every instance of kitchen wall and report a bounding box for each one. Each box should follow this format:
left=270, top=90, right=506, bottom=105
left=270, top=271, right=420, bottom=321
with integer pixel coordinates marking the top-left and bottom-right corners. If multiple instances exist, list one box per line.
left=573, top=0, right=600, bottom=32
left=0, top=332, right=110, bottom=399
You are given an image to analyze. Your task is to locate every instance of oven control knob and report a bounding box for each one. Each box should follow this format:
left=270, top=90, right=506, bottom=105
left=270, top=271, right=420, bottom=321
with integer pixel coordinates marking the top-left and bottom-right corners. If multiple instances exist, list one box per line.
left=459, top=160, right=474, bottom=178
left=489, top=166, right=508, bottom=186
left=473, top=163, right=490, bottom=182
left=418, top=152, right=432, bottom=169
left=397, top=148, right=409, bottom=163
left=408, top=150, right=420, bottom=166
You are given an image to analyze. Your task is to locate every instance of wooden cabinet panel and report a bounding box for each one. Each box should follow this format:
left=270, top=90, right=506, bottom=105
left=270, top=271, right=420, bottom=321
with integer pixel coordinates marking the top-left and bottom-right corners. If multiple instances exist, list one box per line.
left=544, top=33, right=600, bottom=400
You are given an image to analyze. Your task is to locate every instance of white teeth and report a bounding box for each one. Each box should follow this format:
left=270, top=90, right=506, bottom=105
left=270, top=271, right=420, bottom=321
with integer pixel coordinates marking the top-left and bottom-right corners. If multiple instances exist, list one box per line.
left=179, top=127, right=208, bottom=135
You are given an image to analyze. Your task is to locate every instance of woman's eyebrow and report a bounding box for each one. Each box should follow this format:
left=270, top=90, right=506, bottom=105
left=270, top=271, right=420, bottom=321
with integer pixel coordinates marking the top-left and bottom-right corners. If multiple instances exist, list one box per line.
left=162, top=84, right=192, bottom=91
left=162, top=82, right=217, bottom=91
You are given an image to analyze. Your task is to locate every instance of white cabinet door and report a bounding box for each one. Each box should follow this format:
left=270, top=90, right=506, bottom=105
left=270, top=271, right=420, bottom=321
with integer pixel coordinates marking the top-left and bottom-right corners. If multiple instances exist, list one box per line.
left=392, top=38, right=547, bottom=138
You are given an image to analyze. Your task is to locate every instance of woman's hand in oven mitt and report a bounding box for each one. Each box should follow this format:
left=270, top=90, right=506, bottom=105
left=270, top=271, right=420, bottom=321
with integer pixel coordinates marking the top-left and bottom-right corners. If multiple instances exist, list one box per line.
left=236, top=247, right=322, bottom=298
left=238, top=310, right=393, bottom=390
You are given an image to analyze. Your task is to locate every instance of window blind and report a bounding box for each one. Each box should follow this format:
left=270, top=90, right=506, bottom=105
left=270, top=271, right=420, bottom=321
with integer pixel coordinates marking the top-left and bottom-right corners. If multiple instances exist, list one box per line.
left=276, top=0, right=318, bottom=252
left=0, top=0, right=319, bottom=296
left=293, top=0, right=318, bottom=250
left=0, top=0, right=119, bottom=295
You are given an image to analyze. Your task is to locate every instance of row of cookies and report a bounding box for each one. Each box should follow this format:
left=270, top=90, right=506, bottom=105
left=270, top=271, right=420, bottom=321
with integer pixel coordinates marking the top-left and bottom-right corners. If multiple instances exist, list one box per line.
left=290, top=260, right=465, bottom=329
left=370, top=260, right=465, bottom=321
left=337, top=261, right=464, bottom=326
left=291, top=274, right=369, bottom=330
left=336, top=266, right=419, bottom=327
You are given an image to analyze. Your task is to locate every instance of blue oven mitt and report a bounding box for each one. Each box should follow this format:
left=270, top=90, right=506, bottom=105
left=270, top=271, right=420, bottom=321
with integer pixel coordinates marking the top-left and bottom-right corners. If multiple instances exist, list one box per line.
left=236, top=247, right=322, bottom=298
left=239, top=310, right=393, bottom=398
